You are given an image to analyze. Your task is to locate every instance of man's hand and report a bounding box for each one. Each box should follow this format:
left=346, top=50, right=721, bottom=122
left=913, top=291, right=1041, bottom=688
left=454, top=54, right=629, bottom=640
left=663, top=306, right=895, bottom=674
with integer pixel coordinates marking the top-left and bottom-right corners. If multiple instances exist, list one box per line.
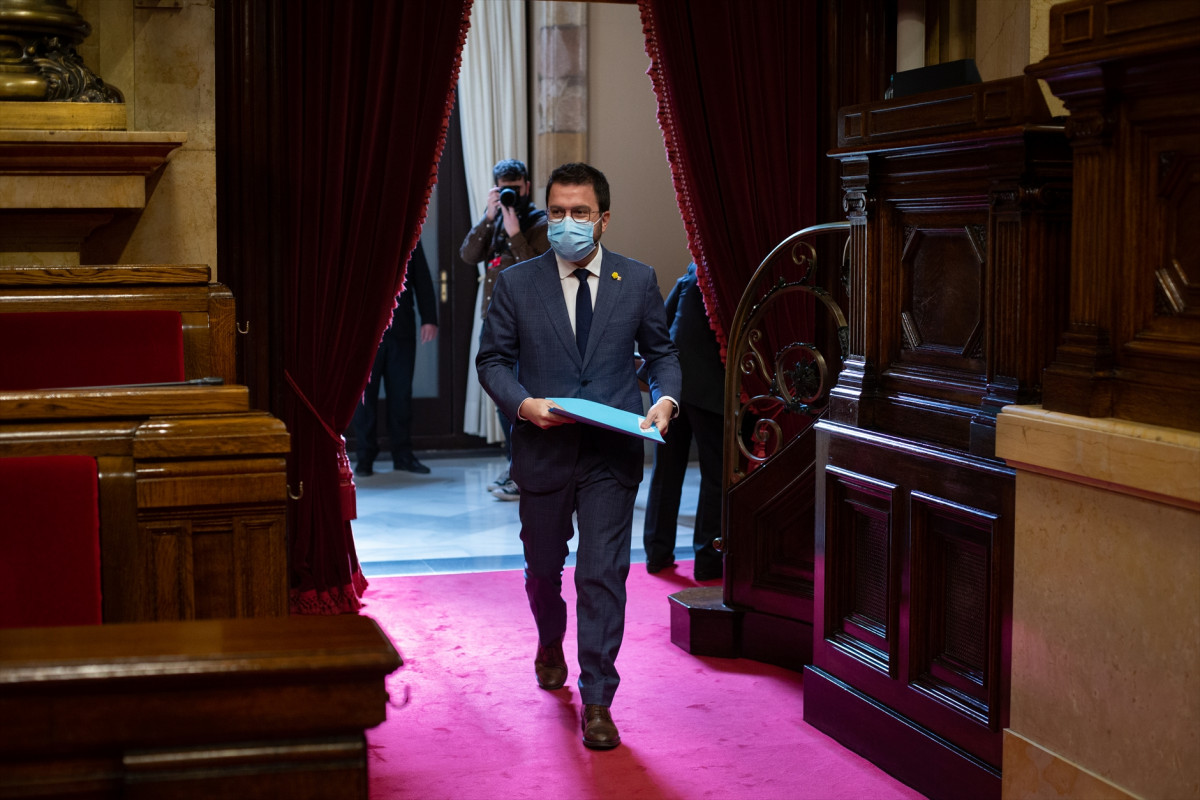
left=485, top=186, right=501, bottom=221
left=419, top=324, right=438, bottom=344
left=519, top=398, right=574, bottom=430
left=500, top=202, right=521, bottom=237
left=641, top=397, right=675, bottom=436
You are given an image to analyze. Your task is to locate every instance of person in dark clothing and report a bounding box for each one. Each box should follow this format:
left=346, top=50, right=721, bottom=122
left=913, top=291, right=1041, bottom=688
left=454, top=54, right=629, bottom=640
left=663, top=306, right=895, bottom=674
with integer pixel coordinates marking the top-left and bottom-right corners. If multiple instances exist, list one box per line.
left=460, top=158, right=551, bottom=499
left=642, top=262, right=726, bottom=582
left=459, top=158, right=551, bottom=323
left=353, top=241, right=439, bottom=476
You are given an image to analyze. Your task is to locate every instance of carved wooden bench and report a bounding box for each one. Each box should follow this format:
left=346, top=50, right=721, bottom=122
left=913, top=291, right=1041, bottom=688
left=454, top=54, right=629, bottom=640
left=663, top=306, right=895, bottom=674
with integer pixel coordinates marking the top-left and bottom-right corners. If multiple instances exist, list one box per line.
left=0, top=615, right=402, bottom=799
left=0, top=264, right=236, bottom=388
left=0, top=264, right=292, bottom=625
left=0, top=384, right=289, bottom=624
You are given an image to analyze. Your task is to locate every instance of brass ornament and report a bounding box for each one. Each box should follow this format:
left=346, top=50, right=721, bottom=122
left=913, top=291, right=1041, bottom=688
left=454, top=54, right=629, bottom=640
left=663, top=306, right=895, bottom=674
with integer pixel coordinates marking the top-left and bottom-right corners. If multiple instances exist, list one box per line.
left=0, top=0, right=124, bottom=103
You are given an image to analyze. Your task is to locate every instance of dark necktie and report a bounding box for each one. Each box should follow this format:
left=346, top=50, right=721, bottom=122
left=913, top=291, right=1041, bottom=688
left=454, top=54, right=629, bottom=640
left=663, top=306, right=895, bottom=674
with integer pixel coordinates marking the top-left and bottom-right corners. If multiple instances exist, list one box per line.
left=574, top=268, right=592, bottom=357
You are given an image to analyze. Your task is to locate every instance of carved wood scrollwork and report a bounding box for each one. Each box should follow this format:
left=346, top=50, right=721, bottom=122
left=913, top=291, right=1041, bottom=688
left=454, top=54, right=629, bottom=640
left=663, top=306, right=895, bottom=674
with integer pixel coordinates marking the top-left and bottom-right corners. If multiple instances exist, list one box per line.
left=1064, top=108, right=1114, bottom=145
left=896, top=225, right=986, bottom=364
left=990, top=189, right=1018, bottom=210
left=1155, top=266, right=1186, bottom=316
left=843, top=190, right=869, bottom=218
left=900, top=312, right=920, bottom=350
left=1021, top=183, right=1070, bottom=210
left=966, top=224, right=987, bottom=258
left=725, top=223, right=851, bottom=486
left=991, top=184, right=1071, bottom=212
left=1156, top=150, right=1198, bottom=318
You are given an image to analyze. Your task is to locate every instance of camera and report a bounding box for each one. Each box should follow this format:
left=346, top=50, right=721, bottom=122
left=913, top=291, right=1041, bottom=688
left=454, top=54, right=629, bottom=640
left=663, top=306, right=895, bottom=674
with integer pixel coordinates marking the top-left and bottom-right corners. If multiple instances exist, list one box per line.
left=499, top=187, right=518, bottom=208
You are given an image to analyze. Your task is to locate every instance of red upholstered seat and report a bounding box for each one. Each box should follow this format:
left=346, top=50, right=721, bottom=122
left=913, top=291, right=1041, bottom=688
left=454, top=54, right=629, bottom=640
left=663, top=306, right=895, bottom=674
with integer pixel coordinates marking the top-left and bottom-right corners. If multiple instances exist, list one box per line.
left=0, top=455, right=102, bottom=628
left=0, top=310, right=185, bottom=390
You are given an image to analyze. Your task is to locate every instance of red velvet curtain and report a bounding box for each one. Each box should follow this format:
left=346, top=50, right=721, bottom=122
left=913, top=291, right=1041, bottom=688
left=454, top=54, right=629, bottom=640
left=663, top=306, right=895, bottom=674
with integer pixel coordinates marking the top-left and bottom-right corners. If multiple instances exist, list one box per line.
left=281, top=0, right=472, bottom=614
left=638, top=0, right=819, bottom=357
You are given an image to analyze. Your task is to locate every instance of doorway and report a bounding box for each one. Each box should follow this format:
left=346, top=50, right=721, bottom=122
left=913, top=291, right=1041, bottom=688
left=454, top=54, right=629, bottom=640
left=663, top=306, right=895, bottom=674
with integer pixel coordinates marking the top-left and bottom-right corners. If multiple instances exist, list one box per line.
left=356, top=2, right=689, bottom=457
left=412, top=98, right=483, bottom=451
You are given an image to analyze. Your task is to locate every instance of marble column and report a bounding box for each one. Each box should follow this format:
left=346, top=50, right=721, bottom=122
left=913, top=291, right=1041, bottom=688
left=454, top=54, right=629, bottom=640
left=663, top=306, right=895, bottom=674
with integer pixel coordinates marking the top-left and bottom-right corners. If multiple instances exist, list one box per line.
left=532, top=2, right=587, bottom=189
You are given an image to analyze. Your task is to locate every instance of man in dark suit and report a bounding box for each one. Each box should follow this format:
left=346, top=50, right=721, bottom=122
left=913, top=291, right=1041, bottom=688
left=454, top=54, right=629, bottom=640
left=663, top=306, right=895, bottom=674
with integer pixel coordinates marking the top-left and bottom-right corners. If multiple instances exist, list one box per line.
left=352, top=240, right=438, bottom=476
left=643, top=262, right=726, bottom=582
left=477, top=163, right=681, bottom=751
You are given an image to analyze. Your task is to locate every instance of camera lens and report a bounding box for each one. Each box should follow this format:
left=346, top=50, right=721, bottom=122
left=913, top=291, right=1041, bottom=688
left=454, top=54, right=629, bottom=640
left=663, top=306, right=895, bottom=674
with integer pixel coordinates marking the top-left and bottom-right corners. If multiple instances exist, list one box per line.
left=499, top=187, right=518, bottom=208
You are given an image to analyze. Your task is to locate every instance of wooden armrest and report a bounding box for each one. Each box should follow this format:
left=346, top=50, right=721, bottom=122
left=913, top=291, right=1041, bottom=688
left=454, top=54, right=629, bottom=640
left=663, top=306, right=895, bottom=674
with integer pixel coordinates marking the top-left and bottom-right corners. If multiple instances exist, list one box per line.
left=0, top=616, right=402, bottom=795
left=0, top=385, right=251, bottom=421
left=0, top=615, right=402, bottom=750
left=0, top=264, right=212, bottom=287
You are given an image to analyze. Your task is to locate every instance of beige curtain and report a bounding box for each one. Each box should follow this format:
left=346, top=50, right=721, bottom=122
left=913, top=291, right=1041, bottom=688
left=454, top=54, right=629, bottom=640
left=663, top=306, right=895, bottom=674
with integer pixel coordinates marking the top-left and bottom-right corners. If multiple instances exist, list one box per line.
left=459, top=0, right=527, bottom=443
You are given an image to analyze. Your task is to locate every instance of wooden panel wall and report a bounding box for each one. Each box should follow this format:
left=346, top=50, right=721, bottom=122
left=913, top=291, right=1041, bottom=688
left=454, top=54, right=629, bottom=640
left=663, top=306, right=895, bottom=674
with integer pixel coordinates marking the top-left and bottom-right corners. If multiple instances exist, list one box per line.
left=805, top=74, right=1071, bottom=800
left=1027, top=0, right=1200, bottom=432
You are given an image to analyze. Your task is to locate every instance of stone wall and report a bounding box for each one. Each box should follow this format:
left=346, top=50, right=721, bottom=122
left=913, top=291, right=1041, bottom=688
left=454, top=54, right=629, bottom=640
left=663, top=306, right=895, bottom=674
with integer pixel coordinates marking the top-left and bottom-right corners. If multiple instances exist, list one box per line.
left=75, top=0, right=217, bottom=276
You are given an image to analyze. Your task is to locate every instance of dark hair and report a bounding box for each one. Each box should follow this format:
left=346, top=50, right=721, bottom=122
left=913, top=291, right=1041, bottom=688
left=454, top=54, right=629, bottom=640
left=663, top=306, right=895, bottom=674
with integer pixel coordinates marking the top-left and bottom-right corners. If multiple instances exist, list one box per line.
left=493, top=158, right=529, bottom=183
left=545, top=162, right=610, bottom=213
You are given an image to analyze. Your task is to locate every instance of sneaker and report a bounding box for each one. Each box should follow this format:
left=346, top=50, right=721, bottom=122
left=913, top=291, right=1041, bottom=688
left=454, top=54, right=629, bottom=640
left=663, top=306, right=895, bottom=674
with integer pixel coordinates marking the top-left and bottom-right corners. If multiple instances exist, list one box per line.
left=494, top=480, right=520, bottom=501
left=487, top=470, right=511, bottom=493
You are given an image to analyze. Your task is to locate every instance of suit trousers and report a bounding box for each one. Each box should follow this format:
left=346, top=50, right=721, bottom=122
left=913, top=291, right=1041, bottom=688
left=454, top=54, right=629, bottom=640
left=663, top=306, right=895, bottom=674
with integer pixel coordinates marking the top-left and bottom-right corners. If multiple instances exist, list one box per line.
left=519, top=432, right=636, bottom=707
left=642, top=400, right=724, bottom=576
left=352, top=333, right=417, bottom=465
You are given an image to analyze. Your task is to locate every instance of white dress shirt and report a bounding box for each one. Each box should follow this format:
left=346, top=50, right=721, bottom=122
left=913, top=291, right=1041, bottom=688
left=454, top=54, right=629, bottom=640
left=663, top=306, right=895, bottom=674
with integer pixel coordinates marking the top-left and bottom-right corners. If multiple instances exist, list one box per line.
left=555, top=245, right=600, bottom=335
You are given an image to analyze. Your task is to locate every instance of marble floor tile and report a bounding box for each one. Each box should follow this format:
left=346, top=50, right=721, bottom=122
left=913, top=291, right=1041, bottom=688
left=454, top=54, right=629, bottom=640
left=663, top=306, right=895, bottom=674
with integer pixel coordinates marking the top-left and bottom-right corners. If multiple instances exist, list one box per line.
left=351, top=452, right=702, bottom=577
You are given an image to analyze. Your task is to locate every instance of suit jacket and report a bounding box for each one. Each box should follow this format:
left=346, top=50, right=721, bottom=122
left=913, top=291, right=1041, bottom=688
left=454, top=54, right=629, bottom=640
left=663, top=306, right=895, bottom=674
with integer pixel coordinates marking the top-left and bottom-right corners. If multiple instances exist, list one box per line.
left=385, top=241, right=438, bottom=341
left=664, top=263, right=724, bottom=415
left=477, top=247, right=682, bottom=492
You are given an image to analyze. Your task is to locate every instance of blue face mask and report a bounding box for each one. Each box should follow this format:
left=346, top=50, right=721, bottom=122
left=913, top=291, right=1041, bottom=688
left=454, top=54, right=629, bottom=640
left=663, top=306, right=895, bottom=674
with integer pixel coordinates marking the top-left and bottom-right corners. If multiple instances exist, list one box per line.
left=547, top=217, right=598, bottom=262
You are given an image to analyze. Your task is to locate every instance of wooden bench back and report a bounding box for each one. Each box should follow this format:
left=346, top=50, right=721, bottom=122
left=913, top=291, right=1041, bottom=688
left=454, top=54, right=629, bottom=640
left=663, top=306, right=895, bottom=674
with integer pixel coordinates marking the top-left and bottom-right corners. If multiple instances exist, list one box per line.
left=0, top=385, right=290, bottom=624
left=0, top=264, right=236, bottom=386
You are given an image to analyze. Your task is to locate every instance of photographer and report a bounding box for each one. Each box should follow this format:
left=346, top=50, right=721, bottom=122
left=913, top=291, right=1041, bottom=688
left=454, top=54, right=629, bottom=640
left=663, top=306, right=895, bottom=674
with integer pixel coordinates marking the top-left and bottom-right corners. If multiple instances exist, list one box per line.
left=460, top=158, right=550, bottom=323
left=461, top=158, right=550, bottom=499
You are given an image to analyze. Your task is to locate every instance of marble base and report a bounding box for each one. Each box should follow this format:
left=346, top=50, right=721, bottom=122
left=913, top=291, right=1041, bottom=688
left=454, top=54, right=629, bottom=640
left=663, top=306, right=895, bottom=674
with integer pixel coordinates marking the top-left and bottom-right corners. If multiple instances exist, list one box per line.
left=1002, top=730, right=1136, bottom=800
left=997, top=405, right=1200, bottom=800
left=996, top=404, right=1200, bottom=510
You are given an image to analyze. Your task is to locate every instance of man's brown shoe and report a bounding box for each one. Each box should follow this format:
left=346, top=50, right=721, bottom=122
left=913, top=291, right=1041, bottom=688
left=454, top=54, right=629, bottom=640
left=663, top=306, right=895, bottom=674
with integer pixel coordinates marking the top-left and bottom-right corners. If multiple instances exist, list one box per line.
left=534, top=640, right=567, bottom=690
left=581, top=704, right=621, bottom=750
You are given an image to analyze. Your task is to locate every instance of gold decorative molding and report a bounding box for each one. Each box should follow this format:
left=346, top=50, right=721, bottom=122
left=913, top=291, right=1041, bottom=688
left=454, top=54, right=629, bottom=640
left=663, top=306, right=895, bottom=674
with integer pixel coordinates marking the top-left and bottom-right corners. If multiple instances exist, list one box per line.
left=0, top=101, right=127, bottom=131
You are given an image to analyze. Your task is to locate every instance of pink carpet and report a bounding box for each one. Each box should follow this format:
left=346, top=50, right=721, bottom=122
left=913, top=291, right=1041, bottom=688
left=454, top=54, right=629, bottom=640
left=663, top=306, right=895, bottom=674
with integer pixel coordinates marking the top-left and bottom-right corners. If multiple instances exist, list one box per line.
left=361, top=563, right=928, bottom=800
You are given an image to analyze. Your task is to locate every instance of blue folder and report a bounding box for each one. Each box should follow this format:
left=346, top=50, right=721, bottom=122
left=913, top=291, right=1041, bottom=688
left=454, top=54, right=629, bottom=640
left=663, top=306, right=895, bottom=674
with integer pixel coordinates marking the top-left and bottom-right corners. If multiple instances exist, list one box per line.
left=547, top=397, right=665, bottom=444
